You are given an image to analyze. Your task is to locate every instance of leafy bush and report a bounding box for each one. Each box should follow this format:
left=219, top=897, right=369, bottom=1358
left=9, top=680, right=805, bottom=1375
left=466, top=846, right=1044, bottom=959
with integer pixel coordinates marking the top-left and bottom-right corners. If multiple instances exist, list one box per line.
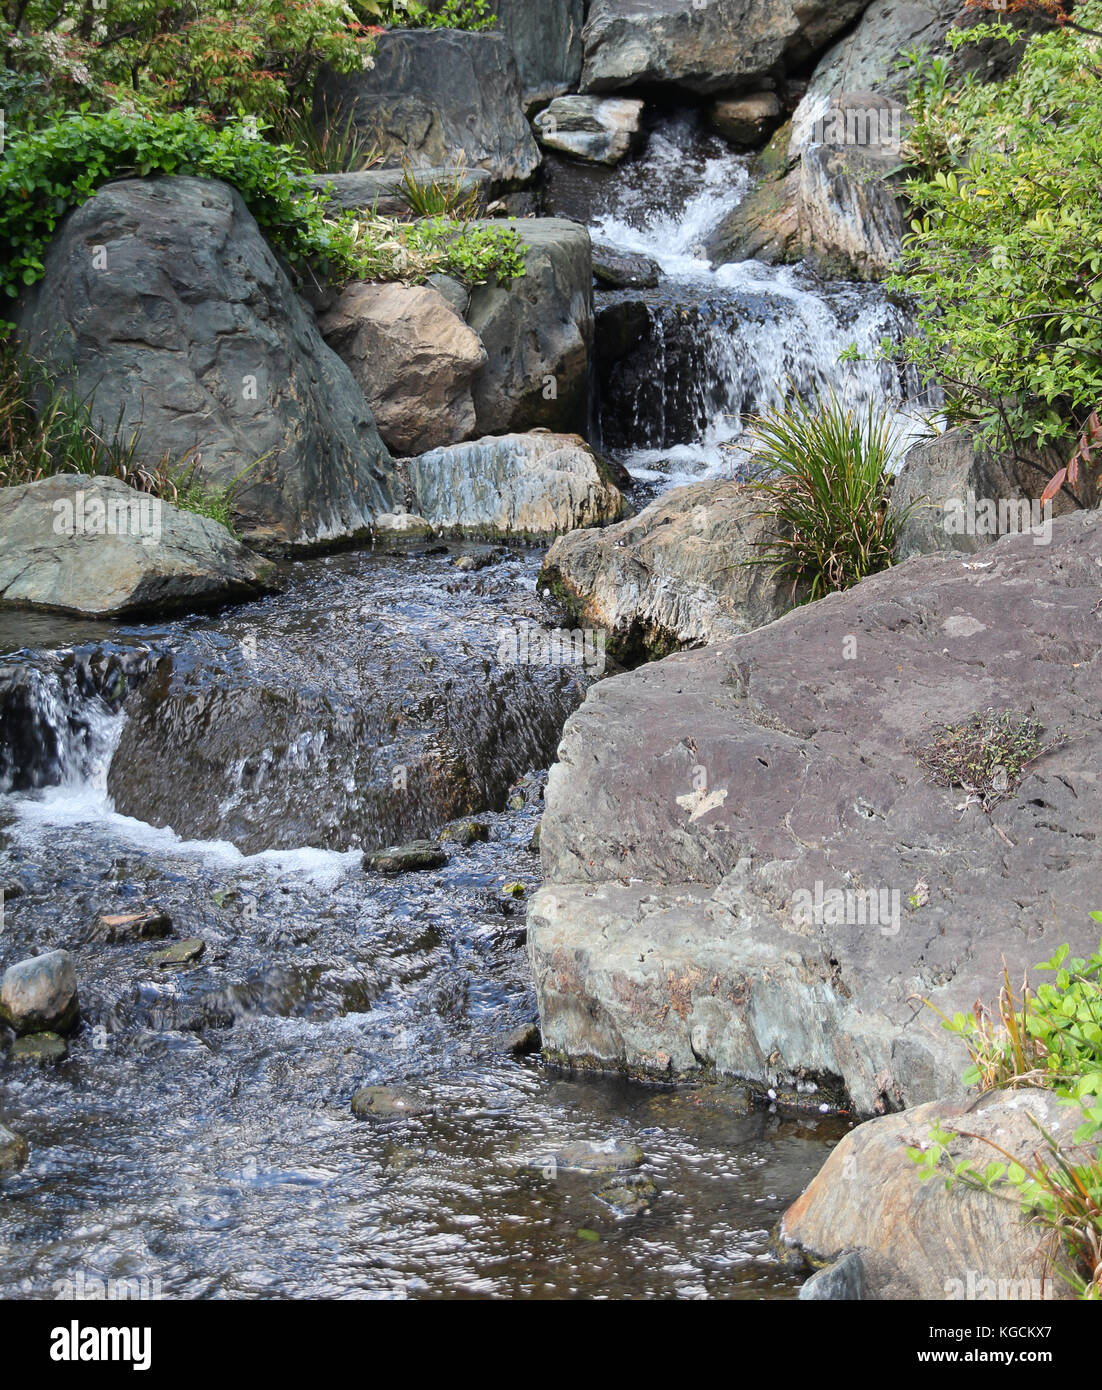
left=743, top=390, right=910, bottom=602
left=891, top=2, right=1102, bottom=465
left=333, top=212, right=525, bottom=285
left=914, top=708, right=1063, bottom=811
left=363, top=0, right=496, bottom=30
left=912, top=921, right=1102, bottom=1298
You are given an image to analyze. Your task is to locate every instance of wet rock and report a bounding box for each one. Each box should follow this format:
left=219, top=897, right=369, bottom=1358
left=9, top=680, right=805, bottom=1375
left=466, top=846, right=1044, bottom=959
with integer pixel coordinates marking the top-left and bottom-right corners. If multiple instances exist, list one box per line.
left=149, top=938, right=206, bottom=969
left=319, top=283, right=487, bottom=457
left=595, top=1172, right=658, bottom=1216
left=91, top=908, right=173, bottom=944
left=710, top=92, right=783, bottom=150
left=704, top=123, right=801, bottom=266
left=351, top=1085, right=429, bottom=1120
left=9, top=1032, right=68, bottom=1066
left=527, top=823, right=541, bottom=853
left=592, top=245, right=660, bottom=290
left=0, top=1121, right=28, bottom=1175
left=534, top=96, right=644, bottom=166
left=306, top=167, right=491, bottom=218
left=452, top=547, right=501, bottom=573
left=503, top=1021, right=542, bottom=1056
left=798, top=1251, right=868, bottom=1301
left=541, top=478, right=793, bottom=662
left=543, top=1140, right=645, bottom=1174
left=782, top=1091, right=1083, bottom=1300
left=408, top=433, right=626, bottom=539
left=467, top=220, right=593, bottom=437
left=0, top=477, right=278, bottom=620
left=363, top=842, right=448, bottom=875
left=528, top=512, right=1102, bottom=1113
left=16, top=177, right=398, bottom=551
left=494, top=0, right=586, bottom=107
left=316, top=30, right=540, bottom=187
left=0, top=950, right=78, bottom=1035
left=440, top=820, right=490, bottom=846
left=580, top=0, right=868, bottom=96
left=374, top=512, right=434, bottom=539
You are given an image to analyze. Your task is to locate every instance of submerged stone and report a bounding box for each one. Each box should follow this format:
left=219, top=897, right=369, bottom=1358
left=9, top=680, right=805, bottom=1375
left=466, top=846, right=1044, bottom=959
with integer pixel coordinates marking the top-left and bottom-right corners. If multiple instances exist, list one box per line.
left=10, top=1032, right=68, bottom=1066
left=363, top=842, right=449, bottom=875
left=149, top=938, right=205, bottom=969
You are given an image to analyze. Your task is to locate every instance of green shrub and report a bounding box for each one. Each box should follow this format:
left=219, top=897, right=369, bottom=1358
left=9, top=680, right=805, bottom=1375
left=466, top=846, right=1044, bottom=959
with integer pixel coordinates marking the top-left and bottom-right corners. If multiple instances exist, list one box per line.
left=914, top=708, right=1063, bottom=811
left=363, top=0, right=496, bottom=30
left=743, top=389, right=910, bottom=602
left=399, top=159, right=483, bottom=219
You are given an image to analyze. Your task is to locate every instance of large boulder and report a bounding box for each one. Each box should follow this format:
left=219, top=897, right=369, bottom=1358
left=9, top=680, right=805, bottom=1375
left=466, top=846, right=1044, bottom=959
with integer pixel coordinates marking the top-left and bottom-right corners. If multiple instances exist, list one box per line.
left=534, top=96, right=645, bottom=166
left=781, top=1090, right=1086, bottom=1300
left=316, top=29, right=540, bottom=187
left=16, top=177, right=397, bottom=552
left=407, top=433, right=626, bottom=538
left=467, top=220, right=593, bottom=437
left=541, top=479, right=792, bottom=662
left=527, top=512, right=1102, bottom=1113
left=0, top=949, right=79, bottom=1035
left=580, top=0, right=871, bottom=97
left=494, top=0, right=586, bottom=108
left=0, top=476, right=278, bottom=618
left=319, top=283, right=487, bottom=456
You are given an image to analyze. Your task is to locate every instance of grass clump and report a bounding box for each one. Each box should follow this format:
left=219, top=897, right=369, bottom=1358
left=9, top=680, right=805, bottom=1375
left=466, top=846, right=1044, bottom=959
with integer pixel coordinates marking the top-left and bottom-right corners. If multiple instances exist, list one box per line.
left=914, top=708, right=1062, bottom=811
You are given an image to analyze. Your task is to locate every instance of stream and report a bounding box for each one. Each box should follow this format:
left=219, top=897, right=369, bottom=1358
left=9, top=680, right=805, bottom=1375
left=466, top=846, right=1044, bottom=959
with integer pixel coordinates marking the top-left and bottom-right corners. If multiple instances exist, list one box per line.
left=0, top=113, right=927, bottom=1301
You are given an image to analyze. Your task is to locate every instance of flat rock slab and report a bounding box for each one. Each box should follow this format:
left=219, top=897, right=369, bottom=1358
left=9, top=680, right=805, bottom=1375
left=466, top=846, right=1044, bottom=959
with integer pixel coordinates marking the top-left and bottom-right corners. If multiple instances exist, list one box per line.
left=91, top=908, right=173, bottom=944
left=352, top=1085, right=429, bottom=1120
left=149, top=939, right=205, bottom=969
left=534, top=96, right=644, bottom=165
left=528, top=513, right=1102, bottom=1113
left=363, top=841, right=448, bottom=875
left=10, top=1032, right=68, bottom=1066
left=0, top=477, right=277, bottom=619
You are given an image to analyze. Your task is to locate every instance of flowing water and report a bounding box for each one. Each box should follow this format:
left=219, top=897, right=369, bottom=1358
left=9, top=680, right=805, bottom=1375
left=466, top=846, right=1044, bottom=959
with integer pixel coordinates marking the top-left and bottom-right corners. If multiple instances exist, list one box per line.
left=0, top=116, right=879, bottom=1302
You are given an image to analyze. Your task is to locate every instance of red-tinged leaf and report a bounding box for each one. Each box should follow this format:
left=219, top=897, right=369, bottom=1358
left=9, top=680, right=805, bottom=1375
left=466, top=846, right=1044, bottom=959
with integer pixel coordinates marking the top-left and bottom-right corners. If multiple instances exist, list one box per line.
left=1069, top=453, right=1080, bottom=487
left=1041, top=469, right=1067, bottom=506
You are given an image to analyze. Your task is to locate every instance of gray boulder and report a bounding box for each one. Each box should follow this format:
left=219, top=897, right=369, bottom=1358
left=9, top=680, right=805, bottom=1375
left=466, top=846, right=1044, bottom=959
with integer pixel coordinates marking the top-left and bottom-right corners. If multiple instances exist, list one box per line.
left=0, top=476, right=277, bottom=618
left=783, top=1090, right=1085, bottom=1299
left=581, top=0, right=871, bottom=96
left=316, top=29, right=540, bottom=187
left=468, top=220, right=593, bottom=436
left=16, top=177, right=397, bottom=552
left=527, top=512, right=1102, bottom=1113
left=710, top=92, right=783, bottom=150
left=534, top=96, right=644, bottom=166
left=0, top=949, right=79, bottom=1035
left=494, top=0, right=586, bottom=107
left=408, top=433, right=626, bottom=538
left=319, top=283, right=487, bottom=456
left=541, top=479, right=793, bottom=662
left=0, top=1122, right=28, bottom=1175
left=592, top=245, right=660, bottom=289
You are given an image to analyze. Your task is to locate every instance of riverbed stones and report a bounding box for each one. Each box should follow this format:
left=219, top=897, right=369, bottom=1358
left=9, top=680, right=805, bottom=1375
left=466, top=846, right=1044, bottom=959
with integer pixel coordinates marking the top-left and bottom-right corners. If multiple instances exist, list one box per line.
left=319, top=283, right=487, bottom=457
left=351, top=1085, right=429, bottom=1120
left=595, top=1171, right=657, bottom=1216
left=467, top=220, right=593, bottom=437
left=10, top=1032, right=68, bottom=1066
left=782, top=1090, right=1084, bottom=1300
left=503, top=1021, right=541, bottom=1056
left=592, top=245, right=660, bottom=290
left=149, top=939, right=205, bottom=969
left=408, top=434, right=626, bottom=539
left=316, top=29, right=540, bottom=187
left=541, top=478, right=793, bottom=661
left=16, top=177, right=398, bottom=551
left=363, top=841, right=448, bottom=875
left=0, top=477, right=278, bottom=619
left=580, top=0, right=870, bottom=97
left=523, top=1140, right=645, bottom=1174
left=0, top=1121, right=28, bottom=1175
left=0, top=950, right=78, bottom=1035
left=527, top=512, right=1102, bottom=1113
left=91, top=908, right=173, bottom=944
left=534, top=96, right=644, bottom=165
left=439, top=820, right=490, bottom=847
left=797, top=1251, right=867, bottom=1301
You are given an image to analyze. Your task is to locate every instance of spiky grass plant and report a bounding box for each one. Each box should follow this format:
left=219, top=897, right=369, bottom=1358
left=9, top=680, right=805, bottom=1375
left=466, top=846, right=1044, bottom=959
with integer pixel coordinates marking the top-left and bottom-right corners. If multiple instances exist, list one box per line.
left=399, top=157, right=483, bottom=220
left=744, top=389, right=911, bottom=602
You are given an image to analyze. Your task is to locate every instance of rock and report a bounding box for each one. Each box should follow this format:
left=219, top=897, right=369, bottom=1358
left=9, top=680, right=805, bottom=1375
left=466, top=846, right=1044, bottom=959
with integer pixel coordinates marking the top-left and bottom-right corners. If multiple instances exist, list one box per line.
left=595, top=1171, right=658, bottom=1216
left=525, top=1140, right=645, bottom=1174
left=10, top=1032, right=68, bottom=1066
left=0, top=477, right=278, bottom=619
left=503, top=1021, right=542, bottom=1056
left=408, top=433, right=626, bottom=539
left=91, top=908, right=172, bottom=944
left=798, top=1251, right=868, bottom=1301
left=592, top=245, right=660, bottom=289
left=891, top=428, right=1097, bottom=561
left=534, top=95, right=644, bottom=165
left=527, top=512, right=1102, bottom=1113
left=782, top=1090, right=1084, bottom=1300
left=316, top=30, right=540, bottom=187
left=351, top=1084, right=429, bottom=1119
left=467, top=220, right=593, bottom=436
left=494, top=0, right=586, bottom=107
left=540, top=478, right=793, bottom=662
left=16, top=177, right=397, bottom=551
left=374, top=511, right=434, bottom=539
left=319, top=283, right=487, bottom=456
left=0, top=950, right=78, bottom=1035
left=528, top=823, right=542, bottom=853
left=426, top=274, right=471, bottom=319
left=306, top=167, right=491, bottom=217
left=704, top=121, right=801, bottom=265
left=363, top=841, right=448, bottom=875
left=439, top=820, right=490, bottom=846
left=0, top=1121, right=28, bottom=1175
left=710, top=92, right=783, bottom=149
left=581, top=0, right=870, bottom=96
left=149, top=938, right=205, bottom=969
left=452, top=546, right=501, bottom=573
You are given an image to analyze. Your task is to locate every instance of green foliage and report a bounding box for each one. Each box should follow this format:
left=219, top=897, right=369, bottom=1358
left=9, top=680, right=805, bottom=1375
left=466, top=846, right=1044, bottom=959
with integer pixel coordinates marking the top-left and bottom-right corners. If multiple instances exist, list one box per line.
left=399, top=159, right=482, bottom=219
left=914, top=707, right=1062, bottom=810
left=890, top=3, right=1102, bottom=457
left=743, top=389, right=910, bottom=602
left=274, top=102, right=382, bottom=174
left=332, top=212, right=526, bottom=286
left=362, top=0, right=496, bottom=30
